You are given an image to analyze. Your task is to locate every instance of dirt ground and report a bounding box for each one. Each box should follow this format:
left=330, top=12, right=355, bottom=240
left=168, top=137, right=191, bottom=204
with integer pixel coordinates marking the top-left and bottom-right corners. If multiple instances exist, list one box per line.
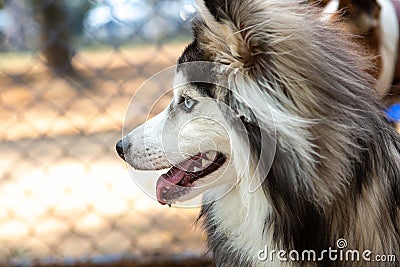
left=0, top=43, right=210, bottom=265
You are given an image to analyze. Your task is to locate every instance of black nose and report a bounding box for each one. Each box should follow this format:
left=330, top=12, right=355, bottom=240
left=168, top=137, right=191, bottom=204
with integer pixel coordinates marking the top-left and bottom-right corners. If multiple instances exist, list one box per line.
left=116, top=140, right=125, bottom=160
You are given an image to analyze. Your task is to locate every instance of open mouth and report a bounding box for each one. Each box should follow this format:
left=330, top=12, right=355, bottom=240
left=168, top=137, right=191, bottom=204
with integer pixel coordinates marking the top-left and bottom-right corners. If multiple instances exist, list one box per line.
left=156, top=151, right=226, bottom=205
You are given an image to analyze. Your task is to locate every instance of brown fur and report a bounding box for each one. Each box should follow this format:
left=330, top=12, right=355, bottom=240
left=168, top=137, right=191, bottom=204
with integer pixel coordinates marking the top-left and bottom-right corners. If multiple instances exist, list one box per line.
left=336, top=0, right=383, bottom=91
left=313, top=0, right=400, bottom=129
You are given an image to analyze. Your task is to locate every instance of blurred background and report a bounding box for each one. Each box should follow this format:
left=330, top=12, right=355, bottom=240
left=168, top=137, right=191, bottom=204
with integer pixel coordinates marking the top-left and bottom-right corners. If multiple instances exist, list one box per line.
left=0, top=0, right=211, bottom=266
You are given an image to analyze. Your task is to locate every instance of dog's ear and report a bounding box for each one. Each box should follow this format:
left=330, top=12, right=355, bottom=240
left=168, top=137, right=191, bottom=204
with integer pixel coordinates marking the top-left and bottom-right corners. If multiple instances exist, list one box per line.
left=194, top=0, right=253, bottom=68
left=202, top=0, right=223, bottom=22
left=338, top=0, right=380, bottom=33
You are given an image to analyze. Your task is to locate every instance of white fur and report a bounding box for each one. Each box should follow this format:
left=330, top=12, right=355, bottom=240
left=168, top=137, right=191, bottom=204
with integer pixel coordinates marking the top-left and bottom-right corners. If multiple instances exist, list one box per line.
left=204, top=120, right=281, bottom=266
left=205, top=186, right=282, bottom=267
left=123, top=70, right=239, bottom=203
left=124, top=109, right=171, bottom=170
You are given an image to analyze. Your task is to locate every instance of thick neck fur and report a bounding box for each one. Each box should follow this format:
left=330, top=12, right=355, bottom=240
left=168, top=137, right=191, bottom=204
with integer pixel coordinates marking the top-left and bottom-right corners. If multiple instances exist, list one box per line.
left=201, top=123, right=400, bottom=266
left=194, top=0, right=400, bottom=266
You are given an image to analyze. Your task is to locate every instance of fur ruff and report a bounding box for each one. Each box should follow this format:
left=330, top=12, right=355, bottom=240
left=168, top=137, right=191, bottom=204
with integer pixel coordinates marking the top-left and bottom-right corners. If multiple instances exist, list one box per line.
left=183, top=0, right=400, bottom=266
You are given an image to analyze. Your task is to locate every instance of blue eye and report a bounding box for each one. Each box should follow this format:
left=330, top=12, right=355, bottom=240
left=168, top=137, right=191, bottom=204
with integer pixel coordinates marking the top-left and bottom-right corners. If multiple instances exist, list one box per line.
left=183, top=97, right=198, bottom=111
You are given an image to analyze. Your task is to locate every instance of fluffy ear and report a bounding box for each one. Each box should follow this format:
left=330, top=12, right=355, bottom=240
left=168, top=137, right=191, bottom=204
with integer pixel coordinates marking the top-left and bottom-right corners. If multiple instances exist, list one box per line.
left=198, top=0, right=223, bottom=22
left=194, top=0, right=252, bottom=68
left=338, top=0, right=380, bottom=33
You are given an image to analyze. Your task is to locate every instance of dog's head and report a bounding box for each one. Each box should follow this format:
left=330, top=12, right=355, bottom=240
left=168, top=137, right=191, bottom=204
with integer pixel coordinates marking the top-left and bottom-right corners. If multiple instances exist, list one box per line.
left=116, top=63, right=242, bottom=205
left=116, top=0, right=285, bottom=205
left=117, top=0, right=374, bottom=206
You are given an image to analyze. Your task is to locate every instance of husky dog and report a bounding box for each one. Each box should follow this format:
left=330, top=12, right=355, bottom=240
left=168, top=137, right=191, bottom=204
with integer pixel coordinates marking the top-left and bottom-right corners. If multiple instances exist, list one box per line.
left=117, top=0, right=400, bottom=266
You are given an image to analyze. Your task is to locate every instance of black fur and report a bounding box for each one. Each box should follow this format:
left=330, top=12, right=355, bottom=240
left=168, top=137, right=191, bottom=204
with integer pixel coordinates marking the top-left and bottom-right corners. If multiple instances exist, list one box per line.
left=204, top=0, right=223, bottom=21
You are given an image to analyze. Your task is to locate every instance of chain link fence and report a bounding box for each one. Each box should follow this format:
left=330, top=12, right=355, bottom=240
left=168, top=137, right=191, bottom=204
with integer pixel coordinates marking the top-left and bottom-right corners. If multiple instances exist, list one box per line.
left=0, top=0, right=211, bottom=266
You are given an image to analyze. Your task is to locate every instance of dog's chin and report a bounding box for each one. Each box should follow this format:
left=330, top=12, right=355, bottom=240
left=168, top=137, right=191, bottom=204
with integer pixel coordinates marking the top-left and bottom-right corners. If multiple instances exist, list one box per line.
left=155, top=151, right=227, bottom=205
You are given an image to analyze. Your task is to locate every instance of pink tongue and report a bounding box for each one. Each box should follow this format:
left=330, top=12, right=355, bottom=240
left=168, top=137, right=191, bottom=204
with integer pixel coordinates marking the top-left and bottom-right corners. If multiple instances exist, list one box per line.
left=156, top=159, right=194, bottom=205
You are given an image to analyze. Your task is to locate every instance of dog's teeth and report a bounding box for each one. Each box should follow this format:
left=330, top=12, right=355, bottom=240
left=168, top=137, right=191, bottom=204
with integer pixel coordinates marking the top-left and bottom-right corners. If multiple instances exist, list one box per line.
left=206, top=151, right=217, bottom=160
left=194, top=167, right=200, bottom=172
left=202, top=159, right=210, bottom=167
